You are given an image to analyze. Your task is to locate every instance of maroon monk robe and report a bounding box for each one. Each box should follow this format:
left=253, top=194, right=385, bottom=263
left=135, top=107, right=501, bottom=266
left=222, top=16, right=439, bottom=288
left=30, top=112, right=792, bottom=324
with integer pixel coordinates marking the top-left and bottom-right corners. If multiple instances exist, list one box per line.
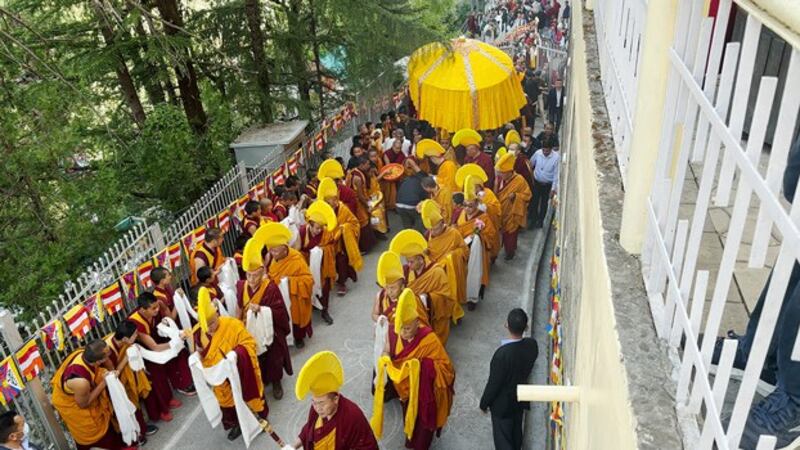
left=236, top=280, right=293, bottom=383
left=298, top=225, right=332, bottom=311
left=388, top=327, right=440, bottom=450
left=337, top=183, right=359, bottom=217
left=128, top=310, right=175, bottom=421
left=153, top=286, right=193, bottom=391
left=334, top=205, right=359, bottom=286
left=298, top=395, right=379, bottom=450
left=464, top=151, right=495, bottom=188
left=194, top=328, right=269, bottom=427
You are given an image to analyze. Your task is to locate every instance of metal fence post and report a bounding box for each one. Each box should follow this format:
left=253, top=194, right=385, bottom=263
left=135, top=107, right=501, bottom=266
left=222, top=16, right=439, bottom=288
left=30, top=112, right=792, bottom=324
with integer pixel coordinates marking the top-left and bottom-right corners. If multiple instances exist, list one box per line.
left=149, top=222, right=166, bottom=250
left=0, top=310, right=70, bottom=450
left=237, top=161, right=249, bottom=196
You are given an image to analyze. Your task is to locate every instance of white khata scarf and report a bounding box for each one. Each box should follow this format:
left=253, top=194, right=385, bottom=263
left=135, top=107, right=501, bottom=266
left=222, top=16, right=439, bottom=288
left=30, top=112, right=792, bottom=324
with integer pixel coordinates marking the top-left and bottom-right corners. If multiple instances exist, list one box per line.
left=246, top=306, right=274, bottom=355
left=278, top=277, right=294, bottom=347
left=188, top=351, right=262, bottom=448
left=466, top=234, right=483, bottom=303
left=309, top=246, right=324, bottom=309
left=174, top=289, right=198, bottom=331
left=105, top=371, right=140, bottom=445
left=126, top=318, right=185, bottom=371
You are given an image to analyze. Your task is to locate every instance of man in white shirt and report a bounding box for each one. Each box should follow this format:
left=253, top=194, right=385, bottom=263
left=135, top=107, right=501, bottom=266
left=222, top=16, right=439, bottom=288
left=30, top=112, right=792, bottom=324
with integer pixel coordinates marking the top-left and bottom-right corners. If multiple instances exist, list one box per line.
left=382, top=128, right=412, bottom=157
left=529, top=136, right=559, bottom=229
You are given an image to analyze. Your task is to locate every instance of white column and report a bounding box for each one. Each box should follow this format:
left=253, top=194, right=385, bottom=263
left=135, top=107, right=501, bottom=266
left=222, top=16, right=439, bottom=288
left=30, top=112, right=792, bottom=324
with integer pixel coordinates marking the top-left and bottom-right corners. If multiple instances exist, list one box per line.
left=619, top=0, right=679, bottom=253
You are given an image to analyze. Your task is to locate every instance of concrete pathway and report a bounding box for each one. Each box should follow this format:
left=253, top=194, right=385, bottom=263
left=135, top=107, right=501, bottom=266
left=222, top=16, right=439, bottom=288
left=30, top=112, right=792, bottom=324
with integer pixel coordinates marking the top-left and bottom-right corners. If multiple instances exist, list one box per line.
left=144, top=211, right=548, bottom=449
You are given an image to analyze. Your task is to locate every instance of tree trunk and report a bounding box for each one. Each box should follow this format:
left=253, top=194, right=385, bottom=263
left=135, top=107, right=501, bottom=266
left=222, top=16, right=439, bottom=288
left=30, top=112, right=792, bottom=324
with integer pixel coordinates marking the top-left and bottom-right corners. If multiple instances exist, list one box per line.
left=154, top=0, right=208, bottom=134
left=244, top=0, right=274, bottom=123
left=308, top=0, right=324, bottom=119
left=128, top=12, right=167, bottom=105
left=287, top=0, right=312, bottom=119
left=92, top=2, right=147, bottom=128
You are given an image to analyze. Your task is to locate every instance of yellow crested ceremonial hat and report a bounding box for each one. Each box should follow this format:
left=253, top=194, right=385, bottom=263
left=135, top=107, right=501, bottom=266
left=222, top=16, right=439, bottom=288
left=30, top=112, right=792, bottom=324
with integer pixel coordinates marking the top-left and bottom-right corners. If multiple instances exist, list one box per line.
left=317, top=177, right=339, bottom=200
left=376, top=251, right=405, bottom=287
left=464, top=175, right=481, bottom=201
left=242, top=234, right=265, bottom=272
left=295, top=351, right=344, bottom=400
left=394, top=288, right=420, bottom=334
left=505, top=129, right=521, bottom=146
left=419, top=199, right=443, bottom=229
left=415, top=139, right=446, bottom=159
left=495, top=152, right=516, bottom=172
left=494, top=147, right=508, bottom=162
left=305, top=200, right=338, bottom=232
left=260, top=222, right=292, bottom=249
left=317, top=159, right=345, bottom=179
left=455, top=163, right=488, bottom=189
left=452, top=128, right=482, bottom=147
left=389, top=229, right=428, bottom=257
left=197, top=287, right=217, bottom=335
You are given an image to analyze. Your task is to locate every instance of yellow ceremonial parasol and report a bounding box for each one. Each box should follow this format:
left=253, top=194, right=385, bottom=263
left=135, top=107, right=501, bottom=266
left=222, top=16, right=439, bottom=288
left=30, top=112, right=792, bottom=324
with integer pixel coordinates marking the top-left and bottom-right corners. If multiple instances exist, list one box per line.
left=408, top=37, right=527, bottom=132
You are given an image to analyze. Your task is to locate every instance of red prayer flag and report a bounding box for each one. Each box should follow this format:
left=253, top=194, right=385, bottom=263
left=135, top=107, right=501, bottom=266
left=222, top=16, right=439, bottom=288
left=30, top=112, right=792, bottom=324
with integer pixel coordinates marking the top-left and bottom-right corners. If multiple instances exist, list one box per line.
left=167, top=243, right=183, bottom=268
left=315, top=133, right=325, bottom=151
left=272, top=167, right=285, bottom=186
left=15, top=340, right=44, bottom=382
left=206, top=216, right=218, bottom=229
left=287, top=156, right=299, bottom=175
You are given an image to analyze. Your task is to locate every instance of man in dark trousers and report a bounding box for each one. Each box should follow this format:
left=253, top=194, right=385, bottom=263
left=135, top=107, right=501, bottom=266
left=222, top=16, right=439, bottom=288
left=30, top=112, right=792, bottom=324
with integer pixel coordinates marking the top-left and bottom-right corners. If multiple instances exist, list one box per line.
left=480, top=308, right=539, bottom=450
left=547, top=79, right=565, bottom=131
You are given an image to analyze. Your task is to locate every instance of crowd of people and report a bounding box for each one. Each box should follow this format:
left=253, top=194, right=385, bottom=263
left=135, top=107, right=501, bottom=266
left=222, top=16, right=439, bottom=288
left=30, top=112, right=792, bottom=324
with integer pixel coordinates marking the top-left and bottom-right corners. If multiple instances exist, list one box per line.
left=21, top=2, right=563, bottom=449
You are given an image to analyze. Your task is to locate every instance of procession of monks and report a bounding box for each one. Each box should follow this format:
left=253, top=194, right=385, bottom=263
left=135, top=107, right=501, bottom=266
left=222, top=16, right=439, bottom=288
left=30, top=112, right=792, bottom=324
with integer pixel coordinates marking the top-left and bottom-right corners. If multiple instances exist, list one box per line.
left=49, top=123, right=535, bottom=450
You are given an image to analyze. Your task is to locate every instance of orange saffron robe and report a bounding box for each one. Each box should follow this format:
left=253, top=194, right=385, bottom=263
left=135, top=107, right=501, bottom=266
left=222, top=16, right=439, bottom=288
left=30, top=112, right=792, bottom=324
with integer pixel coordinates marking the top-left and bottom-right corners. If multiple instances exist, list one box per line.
left=495, top=173, right=532, bottom=233
left=190, top=242, right=224, bottom=285
left=334, top=203, right=363, bottom=272
left=406, top=263, right=455, bottom=346
left=51, top=351, right=114, bottom=445
left=431, top=189, right=453, bottom=230
left=105, top=336, right=151, bottom=406
left=268, top=248, right=314, bottom=330
left=427, top=226, right=469, bottom=307
left=481, top=188, right=503, bottom=253
left=378, top=290, right=430, bottom=329
left=456, top=210, right=499, bottom=286
left=346, top=168, right=372, bottom=229
left=435, top=160, right=459, bottom=193
left=368, top=176, right=388, bottom=234
left=195, top=317, right=265, bottom=412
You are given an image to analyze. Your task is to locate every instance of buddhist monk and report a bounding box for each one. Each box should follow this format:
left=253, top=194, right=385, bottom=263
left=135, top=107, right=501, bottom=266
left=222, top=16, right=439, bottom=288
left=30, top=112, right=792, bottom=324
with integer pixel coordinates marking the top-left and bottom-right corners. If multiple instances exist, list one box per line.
left=194, top=288, right=268, bottom=441
left=318, top=177, right=362, bottom=296
left=381, top=139, right=406, bottom=211
left=455, top=164, right=502, bottom=236
left=151, top=267, right=195, bottom=397
left=51, top=340, right=127, bottom=450
left=456, top=175, right=500, bottom=310
left=346, top=156, right=377, bottom=252
left=303, top=168, right=320, bottom=201
left=242, top=201, right=261, bottom=238
left=421, top=176, right=453, bottom=228
left=260, top=198, right=280, bottom=223
left=372, top=251, right=430, bottom=330
left=495, top=151, right=532, bottom=260
left=455, top=128, right=494, bottom=188
left=372, top=289, right=455, bottom=450
left=104, top=320, right=155, bottom=443
left=190, top=227, right=225, bottom=286
left=317, top=159, right=359, bottom=216
left=418, top=138, right=459, bottom=193
left=237, top=228, right=292, bottom=399
left=290, top=351, right=379, bottom=449
left=366, top=156, right=389, bottom=238
left=389, top=230, right=455, bottom=345
left=419, top=199, right=468, bottom=318
left=505, top=130, right=535, bottom=192
left=265, top=222, right=315, bottom=348
left=296, top=200, right=338, bottom=325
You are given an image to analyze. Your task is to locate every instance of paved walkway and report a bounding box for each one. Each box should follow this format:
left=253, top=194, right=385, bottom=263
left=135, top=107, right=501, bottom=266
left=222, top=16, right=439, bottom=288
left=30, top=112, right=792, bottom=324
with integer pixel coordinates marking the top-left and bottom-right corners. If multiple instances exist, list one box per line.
left=144, top=211, right=547, bottom=449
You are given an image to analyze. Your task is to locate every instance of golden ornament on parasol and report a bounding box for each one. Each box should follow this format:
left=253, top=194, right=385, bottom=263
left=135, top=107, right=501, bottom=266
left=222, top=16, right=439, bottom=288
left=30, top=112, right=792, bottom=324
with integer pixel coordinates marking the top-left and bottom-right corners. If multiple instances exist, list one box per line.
left=408, top=36, right=527, bottom=132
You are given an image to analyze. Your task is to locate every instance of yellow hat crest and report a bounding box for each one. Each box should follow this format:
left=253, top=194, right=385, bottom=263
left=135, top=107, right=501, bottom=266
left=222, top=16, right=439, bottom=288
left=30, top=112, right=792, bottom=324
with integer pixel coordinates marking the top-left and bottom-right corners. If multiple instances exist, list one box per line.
left=455, top=163, right=488, bottom=189
left=295, top=351, right=344, bottom=400
left=389, top=229, right=428, bottom=257
left=495, top=152, right=516, bottom=172
left=394, top=288, right=420, bottom=334
left=260, top=222, right=292, bottom=249
left=317, top=177, right=339, bottom=201
left=419, top=200, right=443, bottom=229
left=452, top=128, right=482, bottom=148
left=464, top=175, right=481, bottom=201
left=505, top=129, right=521, bottom=146
left=494, top=147, right=508, bottom=162
left=376, top=251, right=405, bottom=287
left=242, top=235, right=265, bottom=272
left=415, top=139, right=446, bottom=159
left=318, top=159, right=345, bottom=180
left=305, top=200, right=338, bottom=232
left=197, top=287, right=217, bottom=335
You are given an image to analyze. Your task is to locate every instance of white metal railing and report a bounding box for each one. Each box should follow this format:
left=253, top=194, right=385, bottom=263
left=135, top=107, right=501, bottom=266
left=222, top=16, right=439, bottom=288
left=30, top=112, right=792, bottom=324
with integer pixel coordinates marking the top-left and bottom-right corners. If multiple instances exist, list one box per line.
left=640, top=0, right=800, bottom=448
left=593, top=0, right=646, bottom=179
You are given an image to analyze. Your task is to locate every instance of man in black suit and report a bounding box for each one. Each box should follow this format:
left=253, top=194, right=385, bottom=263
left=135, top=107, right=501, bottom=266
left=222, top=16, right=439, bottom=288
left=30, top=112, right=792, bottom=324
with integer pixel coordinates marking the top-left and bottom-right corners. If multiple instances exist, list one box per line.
left=547, top=79, right=565, bottom=131
left=480, top=308, right=539, bottom=450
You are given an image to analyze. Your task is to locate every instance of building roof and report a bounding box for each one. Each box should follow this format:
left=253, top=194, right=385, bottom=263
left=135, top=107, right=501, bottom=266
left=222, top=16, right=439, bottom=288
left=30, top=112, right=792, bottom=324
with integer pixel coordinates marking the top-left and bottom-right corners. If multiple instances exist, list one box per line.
left=230, top=120, right=309, bottom=149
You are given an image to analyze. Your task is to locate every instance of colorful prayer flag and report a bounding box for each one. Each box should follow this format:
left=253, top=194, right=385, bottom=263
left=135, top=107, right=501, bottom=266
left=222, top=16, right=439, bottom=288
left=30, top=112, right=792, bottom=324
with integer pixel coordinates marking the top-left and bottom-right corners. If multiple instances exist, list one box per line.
left=182, top=226, right=206, bottom=254
left=84, top=294, right=105, bottom=324
left=0, top=357, right=23, bottom=406
left=218, top=210, right=231, bottom=233
left=41, top=320, right=65, bottom=351
left=248, top=185, right=258, bottom=200
left=167, top=243, right=183, bottom=268
left=63, top=304, right=92, bottom=339
left=154, top=248, right=169, bottom=269
left=287, top=156, right=299, bottom=175
left=206, top=216, right=218, bottom=229
left=294, top=149, right=304, bottom=167
left=272, top=166, right=285, bottom=186
left=332, top=114, right=343, bottom=132
left=255, top=181, right=266, bottom=199
left=121, top=271, right=138, bottom=301
left=100, top=282, right=124, bottom=315
left=137, top=260, right=154, bottom=289
left=15, top=340, right=43, bottom=382
left=315, top=132, right=325, bottom=151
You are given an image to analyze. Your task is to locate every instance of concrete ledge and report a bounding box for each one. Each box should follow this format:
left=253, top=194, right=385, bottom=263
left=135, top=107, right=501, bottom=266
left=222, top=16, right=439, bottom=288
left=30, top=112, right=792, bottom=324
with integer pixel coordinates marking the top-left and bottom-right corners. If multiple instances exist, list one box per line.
left=581, top=10, right=684, bottom=450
